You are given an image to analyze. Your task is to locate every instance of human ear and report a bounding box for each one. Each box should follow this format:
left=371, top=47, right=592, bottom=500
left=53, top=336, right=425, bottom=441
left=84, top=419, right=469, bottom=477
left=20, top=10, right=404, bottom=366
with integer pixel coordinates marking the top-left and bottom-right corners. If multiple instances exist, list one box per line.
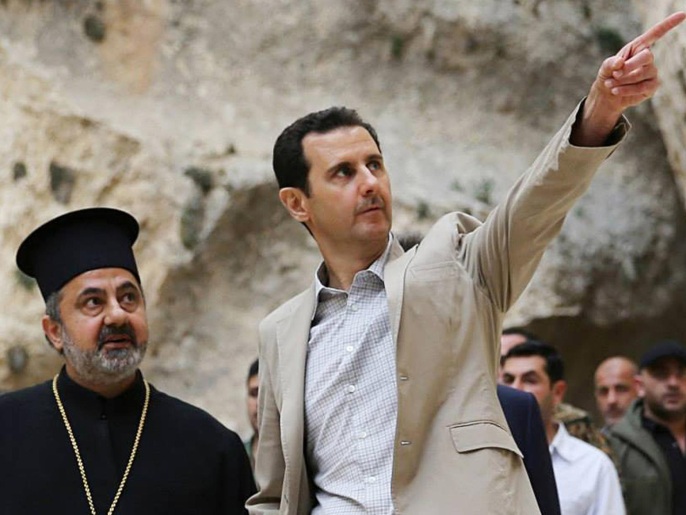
left=552, top=380, right=567, bottom=405
left=278, top=187, right=310, bottom=223
left=42, top=315, right=64, bottom=353
left=634, top=374, right=646, bottom=398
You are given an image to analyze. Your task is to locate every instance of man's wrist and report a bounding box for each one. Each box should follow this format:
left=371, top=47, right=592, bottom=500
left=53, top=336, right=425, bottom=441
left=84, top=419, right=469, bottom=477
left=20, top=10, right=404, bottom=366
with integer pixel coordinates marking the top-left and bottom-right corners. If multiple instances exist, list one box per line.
left=570, top=93, right=623, bottom=147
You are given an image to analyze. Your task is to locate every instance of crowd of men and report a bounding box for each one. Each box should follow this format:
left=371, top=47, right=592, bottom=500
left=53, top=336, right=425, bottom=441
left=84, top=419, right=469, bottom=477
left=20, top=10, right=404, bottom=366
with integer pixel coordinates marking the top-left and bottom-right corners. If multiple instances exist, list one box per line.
left=499, top=330, right=686, bottom=515
left=0, top=11, right=684, bottom=515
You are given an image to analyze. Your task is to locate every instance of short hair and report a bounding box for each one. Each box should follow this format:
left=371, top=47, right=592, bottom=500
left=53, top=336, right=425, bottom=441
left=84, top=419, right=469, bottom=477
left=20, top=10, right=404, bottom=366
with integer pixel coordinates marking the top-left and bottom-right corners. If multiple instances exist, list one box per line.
left=502, top=326, right=539, bottom=340
left=504, top=340, right=565, bottom=384
left=272, top=107, right=381, bottom=196
left=45, top=290, right=62, bottom=323
left=247, top=358, right=259, bottom=382
left=43, top=290, right=62, bottom=352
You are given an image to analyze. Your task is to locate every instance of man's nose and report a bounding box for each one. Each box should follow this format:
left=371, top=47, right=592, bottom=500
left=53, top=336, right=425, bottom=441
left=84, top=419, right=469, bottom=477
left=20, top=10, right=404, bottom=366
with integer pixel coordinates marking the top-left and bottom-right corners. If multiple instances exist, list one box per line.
left=511, top=378, right=524, bottom=391
left=103, top=299, right=128, bottom=326
left=666, top=373, right=683, bottom=387
left=358, top=166, right=380, bottom=195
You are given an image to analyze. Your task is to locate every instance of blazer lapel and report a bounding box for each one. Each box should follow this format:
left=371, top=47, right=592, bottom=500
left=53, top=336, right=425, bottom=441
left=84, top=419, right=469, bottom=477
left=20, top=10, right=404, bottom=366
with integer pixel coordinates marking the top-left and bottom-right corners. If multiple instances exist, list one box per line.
left=384, top=240, right=415, bottom=343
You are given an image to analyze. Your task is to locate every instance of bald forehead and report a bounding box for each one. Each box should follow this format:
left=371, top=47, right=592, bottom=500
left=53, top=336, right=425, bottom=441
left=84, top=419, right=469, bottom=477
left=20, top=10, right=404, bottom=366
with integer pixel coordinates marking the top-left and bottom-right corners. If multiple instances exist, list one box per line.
left=595, top=357, right=637, bottom=382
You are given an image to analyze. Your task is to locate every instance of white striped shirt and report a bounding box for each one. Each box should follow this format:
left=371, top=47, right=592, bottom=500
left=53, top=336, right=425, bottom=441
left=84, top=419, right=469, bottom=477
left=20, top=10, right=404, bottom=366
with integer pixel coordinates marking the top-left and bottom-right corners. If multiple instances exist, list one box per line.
left=305, top=237, right=397, bottom=514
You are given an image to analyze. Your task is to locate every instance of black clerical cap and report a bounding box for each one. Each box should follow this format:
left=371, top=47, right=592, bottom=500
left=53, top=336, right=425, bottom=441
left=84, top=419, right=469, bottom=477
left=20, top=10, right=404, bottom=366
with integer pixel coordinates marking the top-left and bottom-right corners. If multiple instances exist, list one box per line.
left=16, top=207, right=140, bottom=301
left=639, top=340, right=686, bottom=370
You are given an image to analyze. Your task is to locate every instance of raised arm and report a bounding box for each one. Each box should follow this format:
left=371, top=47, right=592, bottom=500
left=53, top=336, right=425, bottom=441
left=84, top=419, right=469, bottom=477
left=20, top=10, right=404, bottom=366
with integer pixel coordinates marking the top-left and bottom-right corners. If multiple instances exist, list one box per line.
left=572, top=11, right=685, bottom=147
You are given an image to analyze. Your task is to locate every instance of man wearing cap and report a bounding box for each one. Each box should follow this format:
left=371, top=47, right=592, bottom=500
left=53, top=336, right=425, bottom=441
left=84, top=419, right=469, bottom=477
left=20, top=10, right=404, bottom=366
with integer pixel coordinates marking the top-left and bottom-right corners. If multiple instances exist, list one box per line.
left=0, top=208, right=256, bottom=515
left=607, top=340, right=686, bottom=515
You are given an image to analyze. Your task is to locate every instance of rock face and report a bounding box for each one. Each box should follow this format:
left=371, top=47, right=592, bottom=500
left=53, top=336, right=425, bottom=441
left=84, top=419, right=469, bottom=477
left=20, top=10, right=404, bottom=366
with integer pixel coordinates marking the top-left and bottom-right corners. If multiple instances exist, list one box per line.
left=0, top=1, right=685, bottom=431
left=638, top=0, right=686, bottom=204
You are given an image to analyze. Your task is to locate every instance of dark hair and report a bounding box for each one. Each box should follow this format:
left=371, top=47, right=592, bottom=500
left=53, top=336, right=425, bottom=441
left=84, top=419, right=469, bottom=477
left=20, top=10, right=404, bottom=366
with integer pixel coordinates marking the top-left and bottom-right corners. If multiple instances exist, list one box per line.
left=247, top=358, right=259, bottom=382
left=502, top=326, right=539, bottom=340
left=272, top=107, right=381, bottom=196
left=504, top=340, right=565, bottom=383
left=397, top=232, right=424, bottom=251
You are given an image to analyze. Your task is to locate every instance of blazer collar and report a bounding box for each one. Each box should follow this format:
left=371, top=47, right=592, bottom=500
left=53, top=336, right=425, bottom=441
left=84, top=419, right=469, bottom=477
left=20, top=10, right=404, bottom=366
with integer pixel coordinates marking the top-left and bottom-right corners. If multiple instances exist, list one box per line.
left=273, top=237, right=414, bottom=418
left=383, top=238, right=415, bottom=341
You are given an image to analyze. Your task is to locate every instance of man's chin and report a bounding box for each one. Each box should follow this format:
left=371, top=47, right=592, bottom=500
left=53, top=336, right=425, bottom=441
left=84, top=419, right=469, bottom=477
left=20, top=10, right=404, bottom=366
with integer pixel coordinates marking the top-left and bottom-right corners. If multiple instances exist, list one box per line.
left=358, top=219, right=391, bottom=238
left=102, top=345, right=136, bottom=359
left=94, top=345, right=146, bottom=378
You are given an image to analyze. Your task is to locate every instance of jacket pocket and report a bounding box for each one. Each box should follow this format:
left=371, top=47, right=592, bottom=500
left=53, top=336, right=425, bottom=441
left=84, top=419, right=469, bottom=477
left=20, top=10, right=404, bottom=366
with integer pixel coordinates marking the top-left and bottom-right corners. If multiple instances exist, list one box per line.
left=449, top=421, right=523, bottom=457
left=409, top=261, right=459, bottom=283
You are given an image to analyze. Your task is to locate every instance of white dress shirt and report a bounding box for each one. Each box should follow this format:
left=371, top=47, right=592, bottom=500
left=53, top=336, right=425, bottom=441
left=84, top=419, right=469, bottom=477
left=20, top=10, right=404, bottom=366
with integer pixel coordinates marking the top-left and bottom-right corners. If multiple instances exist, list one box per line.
left=549, top=423, right=626, bottom=515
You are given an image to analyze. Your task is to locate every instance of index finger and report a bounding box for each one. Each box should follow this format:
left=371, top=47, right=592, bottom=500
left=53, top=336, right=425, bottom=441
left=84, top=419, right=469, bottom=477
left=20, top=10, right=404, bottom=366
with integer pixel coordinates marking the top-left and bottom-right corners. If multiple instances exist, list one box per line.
left=631, top=11, right=686, bottom=54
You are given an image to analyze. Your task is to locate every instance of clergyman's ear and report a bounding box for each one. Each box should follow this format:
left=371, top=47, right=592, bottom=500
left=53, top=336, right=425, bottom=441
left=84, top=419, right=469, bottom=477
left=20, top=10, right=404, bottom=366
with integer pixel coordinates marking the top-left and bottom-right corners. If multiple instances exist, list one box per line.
left=278, top=187, right=310, bottom=223
left=42, top=315, right=64, bottom=353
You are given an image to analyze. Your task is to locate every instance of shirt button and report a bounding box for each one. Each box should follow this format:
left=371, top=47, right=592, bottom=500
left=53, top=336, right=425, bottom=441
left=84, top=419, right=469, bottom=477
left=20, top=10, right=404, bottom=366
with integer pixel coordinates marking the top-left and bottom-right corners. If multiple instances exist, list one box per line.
left=367, top=476, right=377, bottom=483
left=400, top=440, right=412, bottom=446
left=346, top=345, right=354, bottom=353
left=347, top=385, right=356, bottom=393
left=399, top=375, right=409, bottom=381
left=350, top=304, right=359, bottom=312
left=358, top=431, right=368, bottom=439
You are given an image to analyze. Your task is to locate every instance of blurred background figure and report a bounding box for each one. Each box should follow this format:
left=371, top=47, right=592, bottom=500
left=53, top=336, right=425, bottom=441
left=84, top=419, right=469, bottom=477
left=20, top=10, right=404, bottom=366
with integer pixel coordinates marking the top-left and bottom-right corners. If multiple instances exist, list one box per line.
left=607, top=340, right=686, bottom=515
left=501, top=327, right=538, bottom=359
left=594, top=356, right=638, bottom=432
left=245, top=358, right=259, bottom=472
left=502, top=340, right=626, bottom=515
left=498, top=384, right=562, bottom=515
left=500, top=330, right=615, bottom=460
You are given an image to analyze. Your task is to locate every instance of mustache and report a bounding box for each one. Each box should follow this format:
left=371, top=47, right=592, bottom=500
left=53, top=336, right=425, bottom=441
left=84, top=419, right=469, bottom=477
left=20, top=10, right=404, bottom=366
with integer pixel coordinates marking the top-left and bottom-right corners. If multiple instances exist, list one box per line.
left=355, top=196, right=385, bottom=214
left=97, top=324, right=137, bottom=350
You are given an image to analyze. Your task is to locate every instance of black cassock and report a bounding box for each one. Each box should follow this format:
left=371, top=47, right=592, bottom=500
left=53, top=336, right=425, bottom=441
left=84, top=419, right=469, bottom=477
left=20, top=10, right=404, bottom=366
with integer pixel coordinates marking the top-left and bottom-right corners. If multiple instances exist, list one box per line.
left=0, top=368, right=256, bottom=515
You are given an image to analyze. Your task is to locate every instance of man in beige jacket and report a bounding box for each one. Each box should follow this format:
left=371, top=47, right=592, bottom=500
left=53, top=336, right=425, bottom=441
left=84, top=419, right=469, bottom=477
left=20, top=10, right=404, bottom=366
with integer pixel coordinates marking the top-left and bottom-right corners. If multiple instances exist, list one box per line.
left=247, top=13, right=685, bottom=515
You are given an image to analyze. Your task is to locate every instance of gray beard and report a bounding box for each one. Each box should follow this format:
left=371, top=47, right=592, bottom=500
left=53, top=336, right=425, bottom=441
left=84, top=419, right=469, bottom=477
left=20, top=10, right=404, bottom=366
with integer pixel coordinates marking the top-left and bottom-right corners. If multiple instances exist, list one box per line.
left=61, top=328, right=147, bottom=386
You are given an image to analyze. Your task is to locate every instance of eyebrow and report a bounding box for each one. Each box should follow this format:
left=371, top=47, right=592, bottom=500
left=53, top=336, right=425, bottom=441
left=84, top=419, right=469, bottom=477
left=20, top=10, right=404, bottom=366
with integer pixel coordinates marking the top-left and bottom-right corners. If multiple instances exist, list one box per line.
left=77, top=281, right=140, bottom=299
left=522, top=370, right=542, bottom=379
left=116, top=280, right=140, bottom=293
left=77, top=287, right=105, bottom=299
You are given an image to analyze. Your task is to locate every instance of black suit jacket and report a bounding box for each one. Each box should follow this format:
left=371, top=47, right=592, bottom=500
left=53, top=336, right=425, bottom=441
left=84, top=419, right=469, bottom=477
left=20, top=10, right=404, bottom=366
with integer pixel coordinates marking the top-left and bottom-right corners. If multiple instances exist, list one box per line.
left=498, top=385, right=561, bottom=515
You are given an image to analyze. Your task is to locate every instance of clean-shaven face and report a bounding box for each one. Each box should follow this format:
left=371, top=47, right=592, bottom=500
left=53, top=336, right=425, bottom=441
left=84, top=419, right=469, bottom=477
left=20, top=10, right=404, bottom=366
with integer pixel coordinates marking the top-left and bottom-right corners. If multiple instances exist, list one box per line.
left=300, top=125, right=392, bottom=248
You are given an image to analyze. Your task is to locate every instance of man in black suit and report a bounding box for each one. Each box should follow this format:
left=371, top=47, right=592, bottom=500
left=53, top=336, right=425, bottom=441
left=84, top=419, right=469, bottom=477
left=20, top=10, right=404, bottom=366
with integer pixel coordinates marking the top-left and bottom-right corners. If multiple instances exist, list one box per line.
left=498, top=384, right=561, bottom=515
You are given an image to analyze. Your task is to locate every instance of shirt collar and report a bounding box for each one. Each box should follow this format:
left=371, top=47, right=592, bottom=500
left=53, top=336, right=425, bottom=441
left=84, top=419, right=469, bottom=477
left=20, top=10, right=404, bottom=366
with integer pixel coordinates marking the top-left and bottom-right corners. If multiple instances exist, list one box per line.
left=313, top=233, right=393, bottom=294
left=549, top=422, right=576, bottom=463
left=311, top=233, right=394, bottom=318
left=56, top=365, right=147, bottom=416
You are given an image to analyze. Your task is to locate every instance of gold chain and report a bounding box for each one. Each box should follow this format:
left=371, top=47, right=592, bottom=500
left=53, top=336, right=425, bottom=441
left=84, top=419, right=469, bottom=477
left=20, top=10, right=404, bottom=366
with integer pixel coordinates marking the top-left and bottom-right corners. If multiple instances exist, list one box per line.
left=52, top=374, right=150, bottom=515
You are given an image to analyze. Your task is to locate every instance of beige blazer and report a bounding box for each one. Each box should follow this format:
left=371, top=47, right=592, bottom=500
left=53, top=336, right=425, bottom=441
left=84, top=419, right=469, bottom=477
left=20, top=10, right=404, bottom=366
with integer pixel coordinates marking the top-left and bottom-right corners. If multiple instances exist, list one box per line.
left=247, top=105, right=627, bottom=515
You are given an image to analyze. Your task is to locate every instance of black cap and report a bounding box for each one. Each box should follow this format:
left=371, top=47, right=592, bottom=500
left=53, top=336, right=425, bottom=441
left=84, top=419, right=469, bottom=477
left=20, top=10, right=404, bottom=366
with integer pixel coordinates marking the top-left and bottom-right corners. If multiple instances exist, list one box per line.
left=639, top=340, right=686, bottom=370
left=16, top=208, right=140, bottom=301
